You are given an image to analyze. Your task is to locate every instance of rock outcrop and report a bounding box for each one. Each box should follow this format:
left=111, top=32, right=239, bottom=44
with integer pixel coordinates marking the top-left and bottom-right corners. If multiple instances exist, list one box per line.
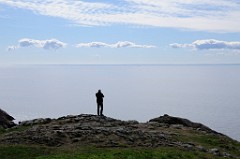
left=0, top=114, right=239, bottom=158
left=149, top=114, right=219, bottom=134
left=0, top=114, right=227, bottom=147
left=0, top=108, right=16, bottom=129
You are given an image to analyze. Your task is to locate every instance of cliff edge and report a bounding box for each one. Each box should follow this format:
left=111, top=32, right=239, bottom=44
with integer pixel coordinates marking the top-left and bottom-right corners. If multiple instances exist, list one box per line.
left=0, top=114, right=239, bottom=158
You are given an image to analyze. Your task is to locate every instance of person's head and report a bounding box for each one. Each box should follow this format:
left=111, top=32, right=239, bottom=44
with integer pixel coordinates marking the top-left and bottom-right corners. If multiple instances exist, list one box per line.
left=98, top=89, right=101, bottom=93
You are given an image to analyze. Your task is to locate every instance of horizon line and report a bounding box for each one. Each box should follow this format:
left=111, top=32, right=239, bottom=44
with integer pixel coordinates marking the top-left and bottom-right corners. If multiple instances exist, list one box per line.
left=2, top=63, right=240, bottom=67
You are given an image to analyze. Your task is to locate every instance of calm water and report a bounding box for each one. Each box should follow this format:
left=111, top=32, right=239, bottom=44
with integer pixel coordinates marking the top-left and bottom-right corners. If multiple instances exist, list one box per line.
left=0, top=64, right=240, bottom=141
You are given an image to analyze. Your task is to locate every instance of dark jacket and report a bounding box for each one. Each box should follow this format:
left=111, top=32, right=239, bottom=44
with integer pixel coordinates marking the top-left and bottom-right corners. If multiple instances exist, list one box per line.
left=96, top=92, right=104, bottom=104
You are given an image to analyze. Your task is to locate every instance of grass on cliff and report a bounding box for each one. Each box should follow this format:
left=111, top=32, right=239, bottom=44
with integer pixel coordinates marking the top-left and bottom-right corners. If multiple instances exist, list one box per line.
left=0, top=145, right=230, bottom=159
left=170, top=128, right=240, bottom=156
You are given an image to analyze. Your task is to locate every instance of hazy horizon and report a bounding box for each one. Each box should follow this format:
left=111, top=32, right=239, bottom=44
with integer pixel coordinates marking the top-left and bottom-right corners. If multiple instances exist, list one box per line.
left=1, top=64, right=240, bottom=141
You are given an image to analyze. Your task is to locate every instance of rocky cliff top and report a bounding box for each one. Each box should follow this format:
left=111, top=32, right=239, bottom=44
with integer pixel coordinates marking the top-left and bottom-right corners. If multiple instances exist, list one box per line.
left=0, top=114, right=239, bottom=158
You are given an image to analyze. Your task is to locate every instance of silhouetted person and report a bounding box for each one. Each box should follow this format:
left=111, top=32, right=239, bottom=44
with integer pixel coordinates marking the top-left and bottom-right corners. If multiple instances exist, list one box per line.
left=96, top=90, right=104, bottom=116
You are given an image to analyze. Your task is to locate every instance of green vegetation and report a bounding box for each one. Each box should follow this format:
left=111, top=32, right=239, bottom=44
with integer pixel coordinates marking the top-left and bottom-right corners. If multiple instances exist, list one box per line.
left=0, top=125, right=30, bottom=136
left=0, top=145, right=51, bottom=159
left=170, top=128, right=240, bottom=157
left=0, top=128, right=5, bottom=134
left=0, top=145, right=228, bottom=159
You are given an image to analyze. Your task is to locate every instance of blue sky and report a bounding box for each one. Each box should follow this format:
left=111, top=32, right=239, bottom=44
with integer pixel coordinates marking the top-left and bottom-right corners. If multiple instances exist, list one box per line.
left=0, top=0, right=240, bottom=65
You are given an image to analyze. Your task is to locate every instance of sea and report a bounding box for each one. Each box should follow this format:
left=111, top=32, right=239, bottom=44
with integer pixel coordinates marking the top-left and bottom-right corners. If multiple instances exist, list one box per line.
left=0, top=64, right=239, bottom=141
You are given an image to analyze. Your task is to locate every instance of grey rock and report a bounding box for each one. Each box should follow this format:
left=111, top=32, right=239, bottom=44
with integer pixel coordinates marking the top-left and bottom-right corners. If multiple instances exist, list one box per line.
left=19, top=118, right=51, bottom=126
left=209, top=148, right=220, bottom=156
left=149, top=114, right=219, bottom=134
left=196, top=145, right=207, bottom=152
left=0, top=108, right=16, bottom=129
left=223, top=152, right=232, bottom=158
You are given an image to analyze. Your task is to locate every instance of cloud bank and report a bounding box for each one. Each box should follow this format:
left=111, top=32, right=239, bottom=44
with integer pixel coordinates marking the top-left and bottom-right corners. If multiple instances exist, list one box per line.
left=75, top=41, right=156, bottom=48
left=170, top=39, right=240, bottom=50
left=8, top=39, right=155, bottom=51
left=8, top=38, right=67, bottom=51
left=0, top=0, right=240, bottom=32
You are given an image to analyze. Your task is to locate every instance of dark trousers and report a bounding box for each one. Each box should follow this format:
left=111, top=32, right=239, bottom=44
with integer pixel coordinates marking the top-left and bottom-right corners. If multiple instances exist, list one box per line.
left=97, top=103, right=103, bottom=116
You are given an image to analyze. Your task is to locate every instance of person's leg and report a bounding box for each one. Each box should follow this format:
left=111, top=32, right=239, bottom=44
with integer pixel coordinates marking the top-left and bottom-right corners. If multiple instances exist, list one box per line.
left=97, top=104, right=100, bottom=115
left=100, top=104, right=103, bottom=116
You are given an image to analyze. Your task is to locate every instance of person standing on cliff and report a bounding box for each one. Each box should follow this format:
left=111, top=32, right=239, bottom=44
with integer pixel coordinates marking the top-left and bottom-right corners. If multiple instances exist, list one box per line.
left=96, top=90, right=104, bottom=116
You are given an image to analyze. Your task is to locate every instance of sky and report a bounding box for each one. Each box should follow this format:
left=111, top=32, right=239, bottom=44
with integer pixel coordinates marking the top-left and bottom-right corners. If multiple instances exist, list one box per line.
left=1, top=0, right=240, bottom=65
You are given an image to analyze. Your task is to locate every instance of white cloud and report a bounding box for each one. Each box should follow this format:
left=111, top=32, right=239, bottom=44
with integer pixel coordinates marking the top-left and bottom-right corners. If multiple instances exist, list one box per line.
left=8, top=38, right=67, bottom=51
left=170, top=39, right=240, bottom=50
left=76, top=42, right=110, bottom=48
left=113, top=41, right=155, bottom=48
left=169, top=43, right=191, bottom=49
left=7, top=45, right=18, bottom=51
left=0, top=0, right=240, bottom=32
left=75, top=41, right=156, bottom=48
